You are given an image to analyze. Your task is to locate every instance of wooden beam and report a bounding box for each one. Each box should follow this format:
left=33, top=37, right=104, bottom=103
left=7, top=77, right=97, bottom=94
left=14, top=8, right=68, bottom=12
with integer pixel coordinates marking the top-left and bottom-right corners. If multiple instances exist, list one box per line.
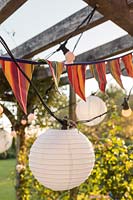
left=83, top=0, right=133, bottom=36
left=9, top=6, right=105, bottom=58
left=0, top=0, right=27, bottom=24
left=75, top=34, right=133, bottom=61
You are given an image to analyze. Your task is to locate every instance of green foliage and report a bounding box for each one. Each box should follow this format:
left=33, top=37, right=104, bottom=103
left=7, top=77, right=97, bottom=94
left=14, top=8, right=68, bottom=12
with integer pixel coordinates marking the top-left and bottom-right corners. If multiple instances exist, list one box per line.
left=0, top=159, right=16, bottom=200
left=81, top=136, right=133, bottom=200
left=1, top=83, right=133, bottom=200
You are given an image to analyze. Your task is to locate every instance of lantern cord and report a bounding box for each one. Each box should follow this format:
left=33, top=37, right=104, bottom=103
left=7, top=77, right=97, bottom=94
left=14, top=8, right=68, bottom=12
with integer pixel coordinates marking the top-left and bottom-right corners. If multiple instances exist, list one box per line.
left=0, top=36, right=64, bottom=126
left=44, top=5, right=97, bottom=59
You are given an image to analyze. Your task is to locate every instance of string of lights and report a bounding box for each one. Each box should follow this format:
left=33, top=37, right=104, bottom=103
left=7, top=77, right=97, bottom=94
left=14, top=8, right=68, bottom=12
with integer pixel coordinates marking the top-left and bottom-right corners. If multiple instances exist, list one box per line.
left=0, top=51, right=132, bottom=66
left=0, top=35, right=64, bottom=126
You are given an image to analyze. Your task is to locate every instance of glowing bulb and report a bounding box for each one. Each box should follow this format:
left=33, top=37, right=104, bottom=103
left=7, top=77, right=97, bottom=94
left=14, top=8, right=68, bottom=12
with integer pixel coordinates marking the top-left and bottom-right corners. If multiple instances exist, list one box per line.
left=21, top=119, right=27, bottom=125
left=27, top=113, right=35, bottom=123
left=65, top=51, right=75, bottom=64
left=121, top=108, right=132, bottom=117
left=0, top=105, right=3, bottom=114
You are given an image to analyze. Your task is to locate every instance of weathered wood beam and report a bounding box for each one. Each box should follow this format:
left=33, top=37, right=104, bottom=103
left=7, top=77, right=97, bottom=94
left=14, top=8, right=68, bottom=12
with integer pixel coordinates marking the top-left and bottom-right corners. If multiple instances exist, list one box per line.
left=75, top=34, right=133, bottom=61
left=0, top=0, right=27, bottom=24
left=83, top=0, right=133, bottom=36
left=9, top=6, right=106, bottom=58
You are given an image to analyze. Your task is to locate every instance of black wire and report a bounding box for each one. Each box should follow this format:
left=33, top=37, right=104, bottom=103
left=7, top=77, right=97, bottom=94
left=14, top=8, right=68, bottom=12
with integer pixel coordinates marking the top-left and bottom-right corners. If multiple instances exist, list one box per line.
left=76, top=110, right=109, bottom=124
left=45, top=50, right=57, bottom=59
left=67, top=5, right=97, bottom=42
left=0, top=36, right=64, bottom=125
left=72, top=5, right=97, bottom=52
left=72, top=33, right=83, bottom=53
left=44, top=5, right=97, bottom=59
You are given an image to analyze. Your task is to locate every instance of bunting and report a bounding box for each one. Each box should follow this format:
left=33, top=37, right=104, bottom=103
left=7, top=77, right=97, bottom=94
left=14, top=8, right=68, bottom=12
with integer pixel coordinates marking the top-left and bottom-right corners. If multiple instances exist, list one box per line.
left=67, top=64, right=86, bottom=101
left=122, top=54, right=133, bottom=78
left=46, top=60, right=64, bottom=87
left=0, top=59, right=34, bottom=114
left=108, top=59, right=124, bottom=89
left=0, top=52, right=132, bottom=107
left=89, top=62, right=107, bottom=92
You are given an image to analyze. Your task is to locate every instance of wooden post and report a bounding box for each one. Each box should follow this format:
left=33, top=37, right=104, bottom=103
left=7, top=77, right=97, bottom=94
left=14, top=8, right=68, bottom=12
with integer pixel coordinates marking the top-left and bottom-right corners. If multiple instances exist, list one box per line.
left=69, top=85, right=76, bottom=121
left=69, top=85, right=78, bottom=200
left=15, top=107, right=26, bottom=200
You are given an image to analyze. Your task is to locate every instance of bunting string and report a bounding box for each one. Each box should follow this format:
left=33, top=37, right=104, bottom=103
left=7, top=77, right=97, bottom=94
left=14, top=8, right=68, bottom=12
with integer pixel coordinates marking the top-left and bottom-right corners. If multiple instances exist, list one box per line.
left=0, top=51, right=132, bottom=66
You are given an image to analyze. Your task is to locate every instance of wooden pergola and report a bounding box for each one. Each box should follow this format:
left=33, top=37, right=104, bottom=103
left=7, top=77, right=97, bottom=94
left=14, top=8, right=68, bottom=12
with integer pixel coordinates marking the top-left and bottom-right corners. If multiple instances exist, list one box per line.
left=0, top=0, right=133, bottom=84
left=0, top=1, right=133, bottom=199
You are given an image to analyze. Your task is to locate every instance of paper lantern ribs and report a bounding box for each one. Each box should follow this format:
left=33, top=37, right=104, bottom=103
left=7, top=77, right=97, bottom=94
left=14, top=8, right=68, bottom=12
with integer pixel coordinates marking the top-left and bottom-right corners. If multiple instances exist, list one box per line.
left=29, top=129, right=95, bottom=191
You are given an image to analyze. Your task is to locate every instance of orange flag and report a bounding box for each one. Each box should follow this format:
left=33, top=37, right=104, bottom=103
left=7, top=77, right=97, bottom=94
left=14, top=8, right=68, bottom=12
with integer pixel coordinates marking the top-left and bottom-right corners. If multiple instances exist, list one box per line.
left=89, top=62, right=107, bottom=92
left=122, top=54, right=133, bottom=77
left=67, top=64, right=86, bottom=101
left=108, top=59, right=124, bottom=89
left=0, top=59, right=34, bottom=114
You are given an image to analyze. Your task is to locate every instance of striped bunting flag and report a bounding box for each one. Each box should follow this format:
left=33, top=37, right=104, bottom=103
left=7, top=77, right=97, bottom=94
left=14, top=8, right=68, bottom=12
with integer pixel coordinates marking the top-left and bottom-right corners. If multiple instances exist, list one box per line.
left=89, top=62, right=107, bottom=92
left=122, top=54, right=133, bottom=78
left=0, top=59, right=34, bottom=114
left=67, top=64, right=86, bottom=101
left=108, top=59, right=124, bottom=89
left=46, top=60, right=64, bottom=88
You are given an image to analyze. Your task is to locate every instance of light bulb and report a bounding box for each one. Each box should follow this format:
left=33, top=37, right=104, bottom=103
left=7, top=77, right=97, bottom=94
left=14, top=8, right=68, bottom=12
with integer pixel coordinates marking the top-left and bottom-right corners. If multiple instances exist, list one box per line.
left=27, top=113, right=35, bottom=123
left=21, top=119, right=27, bottom=125
left=121, top=108, right=132, bottom=117
left=65, top=51, right=75, bottom=64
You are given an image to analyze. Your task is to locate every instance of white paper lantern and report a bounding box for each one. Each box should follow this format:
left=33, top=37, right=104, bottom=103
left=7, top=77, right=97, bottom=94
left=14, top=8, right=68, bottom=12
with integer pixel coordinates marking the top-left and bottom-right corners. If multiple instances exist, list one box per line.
left=29, top=129, right=95, bottom=191
left=0, top=128, right=13, bottom=153
left=76, top=95, right=107, bottom=126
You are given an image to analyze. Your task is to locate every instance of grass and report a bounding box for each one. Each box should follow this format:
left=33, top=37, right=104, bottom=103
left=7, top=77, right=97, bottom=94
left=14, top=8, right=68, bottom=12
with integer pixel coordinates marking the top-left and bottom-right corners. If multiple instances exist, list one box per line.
left=0, top=159, right=16, bottom=200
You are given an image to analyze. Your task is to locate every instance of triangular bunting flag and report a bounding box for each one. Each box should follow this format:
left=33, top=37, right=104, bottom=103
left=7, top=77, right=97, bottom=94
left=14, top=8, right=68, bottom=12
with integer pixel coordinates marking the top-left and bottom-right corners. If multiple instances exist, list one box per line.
left=122, top=54, right=133, bottom=77
left=89, top=62, right=107, bottom=92
left=67, top=64, right=86, bottom=101
left=0, top=59, right=34, bottom=114
left=108, top=59, right=124, bottom=89
left=51, top=61, right=64, bottom=85
left=46, top=60, right=64, bottom=88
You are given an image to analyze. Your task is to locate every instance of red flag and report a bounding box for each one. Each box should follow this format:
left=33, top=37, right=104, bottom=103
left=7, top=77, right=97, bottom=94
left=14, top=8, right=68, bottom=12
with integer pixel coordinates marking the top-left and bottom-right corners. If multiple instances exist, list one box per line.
left=108, top=59, right=124, bottom=89
left=67, top=65, right=86, bottom=101
left=0, top=59, right=34, bottom=114
left=122, top=54, right=133, bottom=77
left=89, top=62, right=107, bottom=92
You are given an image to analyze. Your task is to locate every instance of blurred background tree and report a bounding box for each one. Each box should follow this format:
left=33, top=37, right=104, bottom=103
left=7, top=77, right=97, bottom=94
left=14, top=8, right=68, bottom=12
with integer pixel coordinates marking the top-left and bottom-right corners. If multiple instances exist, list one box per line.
left=0, top=81, right=133, bottom=200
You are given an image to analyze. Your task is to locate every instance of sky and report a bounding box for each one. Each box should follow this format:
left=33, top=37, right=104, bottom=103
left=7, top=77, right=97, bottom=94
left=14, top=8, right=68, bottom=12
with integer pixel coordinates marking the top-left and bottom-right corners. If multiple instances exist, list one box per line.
left=0, top=0, right=133, bottom=96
